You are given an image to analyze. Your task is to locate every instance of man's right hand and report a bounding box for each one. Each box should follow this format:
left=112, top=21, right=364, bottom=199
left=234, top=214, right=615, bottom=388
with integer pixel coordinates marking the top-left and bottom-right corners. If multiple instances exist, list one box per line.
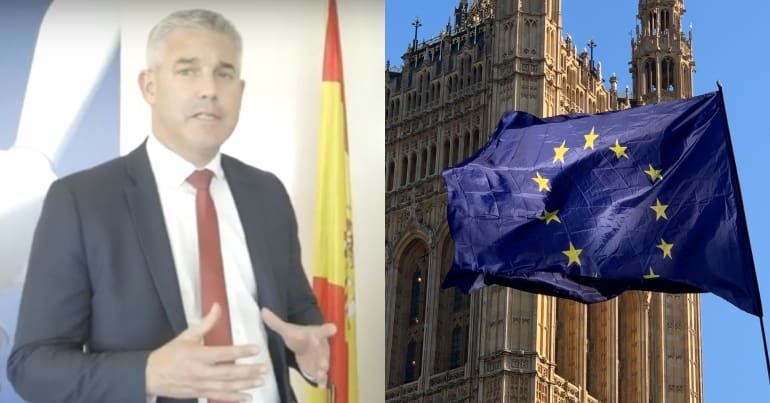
left=145, top=304, right=265, bottom=401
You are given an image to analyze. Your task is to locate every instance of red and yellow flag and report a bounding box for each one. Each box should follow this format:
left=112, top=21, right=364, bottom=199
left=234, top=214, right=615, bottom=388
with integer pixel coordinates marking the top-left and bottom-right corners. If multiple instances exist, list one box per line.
left=309, top=0, right=357, bottom=402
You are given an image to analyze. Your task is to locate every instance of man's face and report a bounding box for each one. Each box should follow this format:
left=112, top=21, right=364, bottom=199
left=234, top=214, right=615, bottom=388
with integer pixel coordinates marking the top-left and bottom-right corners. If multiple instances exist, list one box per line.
left=140, top=28, right=244, bottom=162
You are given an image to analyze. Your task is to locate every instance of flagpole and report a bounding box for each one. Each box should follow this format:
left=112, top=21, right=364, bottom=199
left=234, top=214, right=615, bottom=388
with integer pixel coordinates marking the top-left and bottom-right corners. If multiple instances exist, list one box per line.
left=760, top=317, right=770, bottom=384
left=716, top=80, right=770, bottom=384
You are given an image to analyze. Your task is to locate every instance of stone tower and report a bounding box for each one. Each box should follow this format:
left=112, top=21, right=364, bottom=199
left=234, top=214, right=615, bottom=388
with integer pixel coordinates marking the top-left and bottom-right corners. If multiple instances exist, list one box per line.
left=489, top=0, right=615, bottom=120
left=630, top=0, right=695, bottom=103
left=385, top=1, right=702, bottom=402
left=625, top=2, right=703, bottom=402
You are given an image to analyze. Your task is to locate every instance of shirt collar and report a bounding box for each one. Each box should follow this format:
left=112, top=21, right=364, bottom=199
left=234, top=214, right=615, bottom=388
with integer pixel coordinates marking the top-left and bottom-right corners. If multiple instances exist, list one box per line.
left=146, top=134, right=225, bottom=189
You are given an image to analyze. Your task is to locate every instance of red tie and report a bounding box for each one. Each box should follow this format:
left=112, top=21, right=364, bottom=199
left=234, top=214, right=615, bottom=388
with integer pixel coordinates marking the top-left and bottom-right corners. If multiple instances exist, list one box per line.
left=188, top=170, right=233, bottom=349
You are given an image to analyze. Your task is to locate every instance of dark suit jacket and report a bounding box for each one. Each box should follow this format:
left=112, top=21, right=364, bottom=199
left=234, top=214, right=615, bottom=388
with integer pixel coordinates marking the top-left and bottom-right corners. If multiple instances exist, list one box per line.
left=7, top=143, right=324, bottom=403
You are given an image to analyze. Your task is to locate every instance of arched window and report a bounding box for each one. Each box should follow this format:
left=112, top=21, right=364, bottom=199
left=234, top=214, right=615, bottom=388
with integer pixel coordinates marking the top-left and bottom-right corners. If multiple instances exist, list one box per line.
left=649, top=10, right=658, bottom=35
left=432, top=234, right=470, bottom=373
left=450, top=325, right=466, bottom=369
left=400, top=156, right=408, bottom=187
left=645, top=58, right=657, bottom=93
left=409, top=271, right=422, bottom=323
left=661, top=9, right=670, bottom=31
left=405, top=340, right=419, bottom=382
left=661, top=57, right=675, bottom=92
left=430, top=84, right=436, bottom=103
left=465, top=57, right=472, bottom=87
left=408, top=152, right=417, bottom=183
left=388, top=239, right=429, bottom=387
left=387, top=160, right=395, bottom=191
left=420, top=148, right=428, bottom=179
left=429, top=144, right=437, bottom=175
left=441, top=138, right=450, bottom=169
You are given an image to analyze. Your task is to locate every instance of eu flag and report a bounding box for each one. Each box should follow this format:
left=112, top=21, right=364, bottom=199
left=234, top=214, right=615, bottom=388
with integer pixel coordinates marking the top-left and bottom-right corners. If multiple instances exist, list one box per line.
left=442, top=91, right=763, bottom=316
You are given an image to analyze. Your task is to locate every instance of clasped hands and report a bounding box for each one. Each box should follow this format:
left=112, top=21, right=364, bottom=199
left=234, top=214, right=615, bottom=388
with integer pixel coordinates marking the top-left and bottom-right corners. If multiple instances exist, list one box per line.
left=145, top=304, right=337, bottom=401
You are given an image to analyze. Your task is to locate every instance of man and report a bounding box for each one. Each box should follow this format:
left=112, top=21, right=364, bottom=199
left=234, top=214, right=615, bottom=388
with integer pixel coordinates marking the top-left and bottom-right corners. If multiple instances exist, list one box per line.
left=7, top=9, right=335, bottom=403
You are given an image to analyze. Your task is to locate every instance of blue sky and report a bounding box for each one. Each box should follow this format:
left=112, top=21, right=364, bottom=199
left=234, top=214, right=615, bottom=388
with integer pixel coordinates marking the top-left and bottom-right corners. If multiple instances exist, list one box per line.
left=387, top=1, right=770, bottom=400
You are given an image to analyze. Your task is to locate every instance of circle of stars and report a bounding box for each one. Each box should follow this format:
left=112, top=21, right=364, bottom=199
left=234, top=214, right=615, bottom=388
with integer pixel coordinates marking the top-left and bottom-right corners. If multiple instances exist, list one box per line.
left=525, top=125, right=677, bottom=280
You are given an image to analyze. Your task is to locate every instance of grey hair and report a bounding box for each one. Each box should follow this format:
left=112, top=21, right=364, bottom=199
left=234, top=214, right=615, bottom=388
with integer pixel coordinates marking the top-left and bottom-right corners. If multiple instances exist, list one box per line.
left=146, top=9, right=242, bottom=68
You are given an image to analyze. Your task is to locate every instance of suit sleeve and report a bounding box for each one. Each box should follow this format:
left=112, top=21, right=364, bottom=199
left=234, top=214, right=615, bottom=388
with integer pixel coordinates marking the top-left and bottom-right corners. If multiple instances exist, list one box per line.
left=285, top=195, right=324, bottom=327
left=7, top=180, right=150, bottom=403
left=272, top=176, right=324, bottom=376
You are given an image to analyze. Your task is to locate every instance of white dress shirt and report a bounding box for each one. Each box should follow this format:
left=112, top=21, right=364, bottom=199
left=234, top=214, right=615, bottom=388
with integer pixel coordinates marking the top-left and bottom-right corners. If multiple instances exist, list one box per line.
left=146, top=134, right=280, bottom=403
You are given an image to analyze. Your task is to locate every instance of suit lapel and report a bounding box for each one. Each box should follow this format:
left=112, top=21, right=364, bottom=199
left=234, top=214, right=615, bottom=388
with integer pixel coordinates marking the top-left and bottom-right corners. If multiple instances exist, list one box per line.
left=222, top=156, right=280, bottom=312
left=223, top=157, right=292, bottom=403
left=123, top=142, right=188, bottom=334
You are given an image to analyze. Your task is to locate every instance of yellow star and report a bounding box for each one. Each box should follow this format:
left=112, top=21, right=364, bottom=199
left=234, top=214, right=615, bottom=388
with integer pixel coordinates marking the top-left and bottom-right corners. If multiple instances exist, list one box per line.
left=538, top=209, right=561, bottom=224
left=656, top=238, right=673, bottom=259
left=644, top=164, right=663, bottom=182
left=562, top=242, right=583, bottom=267
left=649, top=198, right=669, bottom=221
left=609, top=139, right=629, bottom=159
left=531, top=171, right=551, bottom=192
left=584, top=127, right=599, bottom=150
left=553, top=140, right=570, bottom=164
left=643, top=266, right=660, bottom=279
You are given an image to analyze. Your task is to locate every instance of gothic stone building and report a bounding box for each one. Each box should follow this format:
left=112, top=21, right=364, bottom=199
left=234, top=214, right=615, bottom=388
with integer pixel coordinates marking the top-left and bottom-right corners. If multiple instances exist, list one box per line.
left=385, top=0, right=700, bottom=402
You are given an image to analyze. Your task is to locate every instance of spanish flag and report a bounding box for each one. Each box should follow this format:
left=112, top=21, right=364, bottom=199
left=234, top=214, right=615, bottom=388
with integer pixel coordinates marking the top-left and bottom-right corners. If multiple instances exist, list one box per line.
left=309, top=0, right=357, bottom=402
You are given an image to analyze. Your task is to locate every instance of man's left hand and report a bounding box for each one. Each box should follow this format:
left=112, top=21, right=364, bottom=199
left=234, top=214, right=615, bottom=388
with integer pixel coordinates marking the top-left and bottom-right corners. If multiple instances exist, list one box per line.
left=261, top=308, right=337, bottom=388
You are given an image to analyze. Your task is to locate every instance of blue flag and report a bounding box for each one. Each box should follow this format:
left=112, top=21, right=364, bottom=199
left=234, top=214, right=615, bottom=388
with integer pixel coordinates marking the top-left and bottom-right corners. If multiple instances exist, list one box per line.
left=442, top=91, right=763, bottom=316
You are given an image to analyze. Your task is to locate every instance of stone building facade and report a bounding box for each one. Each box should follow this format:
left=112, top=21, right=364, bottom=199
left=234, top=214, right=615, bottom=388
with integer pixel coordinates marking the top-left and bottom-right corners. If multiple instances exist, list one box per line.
left=385, top=0, right=701, bottom=402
